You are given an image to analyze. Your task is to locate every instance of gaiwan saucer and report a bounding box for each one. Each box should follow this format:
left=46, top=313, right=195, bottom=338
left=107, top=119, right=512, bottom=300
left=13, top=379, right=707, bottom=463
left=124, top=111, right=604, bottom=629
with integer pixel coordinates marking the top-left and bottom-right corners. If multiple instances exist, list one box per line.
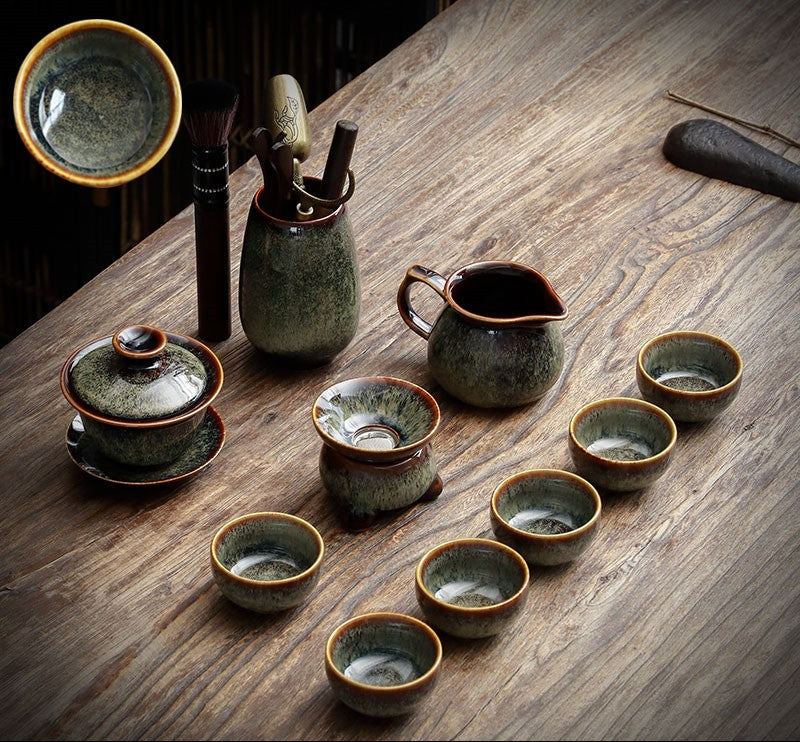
left=66, top=406, right=225, bottom=486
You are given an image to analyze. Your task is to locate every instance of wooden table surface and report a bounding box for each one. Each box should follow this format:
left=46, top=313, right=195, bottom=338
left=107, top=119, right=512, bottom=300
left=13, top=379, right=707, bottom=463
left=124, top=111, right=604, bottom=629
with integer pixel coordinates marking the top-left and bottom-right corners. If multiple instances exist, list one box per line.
left=2, top=0, right=799, bottom=739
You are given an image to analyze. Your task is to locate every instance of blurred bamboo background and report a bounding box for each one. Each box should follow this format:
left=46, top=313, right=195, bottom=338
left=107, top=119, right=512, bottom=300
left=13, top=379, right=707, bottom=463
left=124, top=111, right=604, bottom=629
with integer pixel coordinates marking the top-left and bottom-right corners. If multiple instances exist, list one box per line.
left=0, top=0, right=453, bottom=346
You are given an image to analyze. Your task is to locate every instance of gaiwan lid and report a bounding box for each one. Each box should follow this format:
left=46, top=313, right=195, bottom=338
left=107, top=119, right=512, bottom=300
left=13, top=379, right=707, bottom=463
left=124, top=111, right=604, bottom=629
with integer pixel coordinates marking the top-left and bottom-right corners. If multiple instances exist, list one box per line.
left=61, top=324, right=223, bottom=425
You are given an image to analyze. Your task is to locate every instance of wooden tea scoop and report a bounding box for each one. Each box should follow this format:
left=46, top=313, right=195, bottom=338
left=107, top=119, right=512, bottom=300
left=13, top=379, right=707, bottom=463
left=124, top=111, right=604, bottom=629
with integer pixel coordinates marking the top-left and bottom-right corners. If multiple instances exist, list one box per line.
left=663, top=118, right=800, bottom=201
left=316, top=119, right=359, bottom=218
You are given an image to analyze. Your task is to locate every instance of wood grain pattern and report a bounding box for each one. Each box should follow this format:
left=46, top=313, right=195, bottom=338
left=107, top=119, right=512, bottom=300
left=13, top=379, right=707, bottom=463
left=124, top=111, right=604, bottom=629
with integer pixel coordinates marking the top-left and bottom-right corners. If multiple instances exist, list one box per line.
left=1, top=0, right=799, bottom=739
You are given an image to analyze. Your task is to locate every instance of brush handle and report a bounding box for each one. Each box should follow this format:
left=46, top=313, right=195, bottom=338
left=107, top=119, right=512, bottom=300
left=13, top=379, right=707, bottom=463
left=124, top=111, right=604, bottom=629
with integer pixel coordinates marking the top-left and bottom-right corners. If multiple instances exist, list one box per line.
left=191, top=144, right=231, bottom=341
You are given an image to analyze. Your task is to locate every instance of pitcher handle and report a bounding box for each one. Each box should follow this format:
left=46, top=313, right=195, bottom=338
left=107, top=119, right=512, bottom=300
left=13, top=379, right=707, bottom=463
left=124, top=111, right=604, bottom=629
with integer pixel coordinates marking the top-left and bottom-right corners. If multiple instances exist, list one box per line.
left=397, top=265, right=447, bottom=340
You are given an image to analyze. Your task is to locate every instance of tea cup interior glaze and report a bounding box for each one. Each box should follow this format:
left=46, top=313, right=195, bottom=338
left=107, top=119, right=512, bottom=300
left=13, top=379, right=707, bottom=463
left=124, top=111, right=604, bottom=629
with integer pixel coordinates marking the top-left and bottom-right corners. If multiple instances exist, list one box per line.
left=313, top=376, right=440, bottom=464
left=570, top=398, right=676, bottom=462
left=490, top=469, right=601, bottom=566
left=417, top=539, right=528, bottom=607
left=213, top=513, right=322, bottom=581
left=637, top=330, right=743, bottom=422
left=211, top=512, right=324, bottom=613
left=492, top=469, right=600, bottom=536
left=325, top=612, right=442, bottom=717
left=568, top=397, right=677, bottom=492
left=13, top=19, right=181, bottom=187
left=415, top=537, right=530, bottom=638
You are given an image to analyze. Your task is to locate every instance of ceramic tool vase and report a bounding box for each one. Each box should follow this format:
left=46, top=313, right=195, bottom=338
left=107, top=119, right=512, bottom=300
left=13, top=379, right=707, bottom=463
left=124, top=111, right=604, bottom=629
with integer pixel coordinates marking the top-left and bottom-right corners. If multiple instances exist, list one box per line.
left=239, top=177, right=360, bottom=366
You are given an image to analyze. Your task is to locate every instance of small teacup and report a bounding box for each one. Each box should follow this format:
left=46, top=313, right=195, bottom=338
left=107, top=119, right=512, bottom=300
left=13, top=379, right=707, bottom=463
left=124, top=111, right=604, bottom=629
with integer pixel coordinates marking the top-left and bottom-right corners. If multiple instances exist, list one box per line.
left=325, top=612, right=442, bottom=717
left=415, top=538, right=530, bottom=639
left=568, top=397, right=677, bottom=492
left=636, top=330, right=743, bottom=422
left=313, top=376, right=443, bottom=530
left=490, top=469, right=601, bottom=566
left=210, top=512, right=324, bottom=613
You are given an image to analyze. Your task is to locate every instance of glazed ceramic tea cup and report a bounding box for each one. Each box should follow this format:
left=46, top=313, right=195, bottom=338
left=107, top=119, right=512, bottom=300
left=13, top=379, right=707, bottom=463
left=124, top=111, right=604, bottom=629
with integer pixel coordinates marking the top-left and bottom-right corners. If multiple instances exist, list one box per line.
left=397, top=261, right=568, bottom=407
left=239, top=177, right=360, bottom=366
left=13, top=19, right=181, bottom=187
left=60, top=324, right=223, bottom=467
left=636, top=330, right=743, bottom=422
left=568, top=397, right=677, bottom=491
left=210, top=512, right=324, bottom=613
left=313, top=376, right=442, bottom=530
left=415, top=537, right=530, bottom=639
left=325, top=612, right=442, bottom=717
left=490, top=469, right=601, bottom=566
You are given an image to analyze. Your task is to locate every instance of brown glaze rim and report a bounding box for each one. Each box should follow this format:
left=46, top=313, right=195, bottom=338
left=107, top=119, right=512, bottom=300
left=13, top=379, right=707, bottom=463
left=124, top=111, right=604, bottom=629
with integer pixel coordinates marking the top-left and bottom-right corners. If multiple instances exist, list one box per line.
left=251, top=177, right=344, bottom=226
left=60, top=325, right=224, bottom=428
left=568, top=397, right=678, bottom=468
left=491, top=469, right=602, bottom=542
left=445, top=261, right=569, bottom=324
left=210, top=512, right=324, bottom=587
left=13, top=19, right=182, bottom=188
left=312, top=376, right=441, bottom=464
left=636, top=330, right=743, bottom=398
left=415, top=537, right=530, bottom=613
left=66, top=405, right=226, bottom=487
left=325, top=612, right=442, bottom=692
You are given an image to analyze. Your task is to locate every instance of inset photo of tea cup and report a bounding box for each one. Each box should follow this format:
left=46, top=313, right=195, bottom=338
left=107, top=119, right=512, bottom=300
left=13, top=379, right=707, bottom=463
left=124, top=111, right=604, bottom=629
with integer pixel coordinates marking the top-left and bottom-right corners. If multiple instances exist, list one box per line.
left=324, top=612, right=442, bottom=718
left=568, top=397, right=677, bottom=492
left=415, top=538, right=530, bottom=639
left=312, top=376, right=443, bottom=530
left=490, top=469, right=601, bottom=566
left=210, top=512, right=324, bottom=614
left=397, top=261, right=568, bottom=408
left=636, top=330, right=743, bottom=423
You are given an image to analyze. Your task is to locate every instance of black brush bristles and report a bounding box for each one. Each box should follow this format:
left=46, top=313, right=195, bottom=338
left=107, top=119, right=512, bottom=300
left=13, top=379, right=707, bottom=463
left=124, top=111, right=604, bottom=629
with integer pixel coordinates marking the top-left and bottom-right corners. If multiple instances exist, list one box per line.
left=182, top=79, right=240, bottom=149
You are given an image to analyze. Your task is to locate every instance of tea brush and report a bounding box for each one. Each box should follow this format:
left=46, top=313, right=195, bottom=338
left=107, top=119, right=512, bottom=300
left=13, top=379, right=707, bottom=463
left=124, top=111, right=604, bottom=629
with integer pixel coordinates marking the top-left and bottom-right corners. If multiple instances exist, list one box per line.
left=181, top=78, right=240, bottom=341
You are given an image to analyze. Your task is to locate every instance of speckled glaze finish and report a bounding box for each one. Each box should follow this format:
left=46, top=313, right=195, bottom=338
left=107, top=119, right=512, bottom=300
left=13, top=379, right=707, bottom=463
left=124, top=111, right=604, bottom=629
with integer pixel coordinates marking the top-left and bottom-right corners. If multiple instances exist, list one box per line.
left=637, top=330, right=743, bottom=422
left=319, top=443, right=442, bottom=529
left=61, top=325, right=223, bottom=467
left=313, top=376, right=442, bottom=528
left=415, top=538, right=530, bottom=639
left=325, top=612, right=442, bottom=718
left=312, top=376, right=440, bottom=464
left=211, top=512, right=324, bottom=614
left=569, top=397, right=677, bottom=492
left=66, top=406, right=225, bottom=486
left=490, top=469, right=602, bottom=566
left=239, top=180, right=360, bottom=366
left=13, top=19, right=181, bottom=187
left=397, top=261, right=567, bottom=408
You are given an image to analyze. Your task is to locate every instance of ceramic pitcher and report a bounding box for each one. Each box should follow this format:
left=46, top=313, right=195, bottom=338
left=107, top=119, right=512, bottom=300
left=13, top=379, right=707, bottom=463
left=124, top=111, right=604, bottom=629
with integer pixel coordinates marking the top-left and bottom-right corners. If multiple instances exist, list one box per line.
left=397, top=261, right=568, bottom=407
left=239, top=177, right=360, bottom=366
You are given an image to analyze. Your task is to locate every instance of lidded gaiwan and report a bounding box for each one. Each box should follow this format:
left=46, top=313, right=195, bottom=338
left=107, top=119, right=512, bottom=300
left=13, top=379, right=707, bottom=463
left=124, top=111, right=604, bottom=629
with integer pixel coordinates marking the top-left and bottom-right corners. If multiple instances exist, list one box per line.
left=60, top=324, right=223, bottom=467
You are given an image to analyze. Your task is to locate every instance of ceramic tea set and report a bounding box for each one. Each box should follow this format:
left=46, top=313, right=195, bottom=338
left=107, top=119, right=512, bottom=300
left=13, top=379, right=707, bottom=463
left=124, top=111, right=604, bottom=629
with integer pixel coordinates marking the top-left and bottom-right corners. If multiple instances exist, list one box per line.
left=45, top=40, right=744, bottom=716
left=58, top=251, right=743, bottom=716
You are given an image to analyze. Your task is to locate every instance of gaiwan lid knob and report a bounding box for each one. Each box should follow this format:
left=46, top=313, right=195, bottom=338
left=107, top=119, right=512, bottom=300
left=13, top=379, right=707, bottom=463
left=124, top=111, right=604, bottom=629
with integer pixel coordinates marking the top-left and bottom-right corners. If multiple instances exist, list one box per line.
left=66, top=324, right=210, bottom=422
